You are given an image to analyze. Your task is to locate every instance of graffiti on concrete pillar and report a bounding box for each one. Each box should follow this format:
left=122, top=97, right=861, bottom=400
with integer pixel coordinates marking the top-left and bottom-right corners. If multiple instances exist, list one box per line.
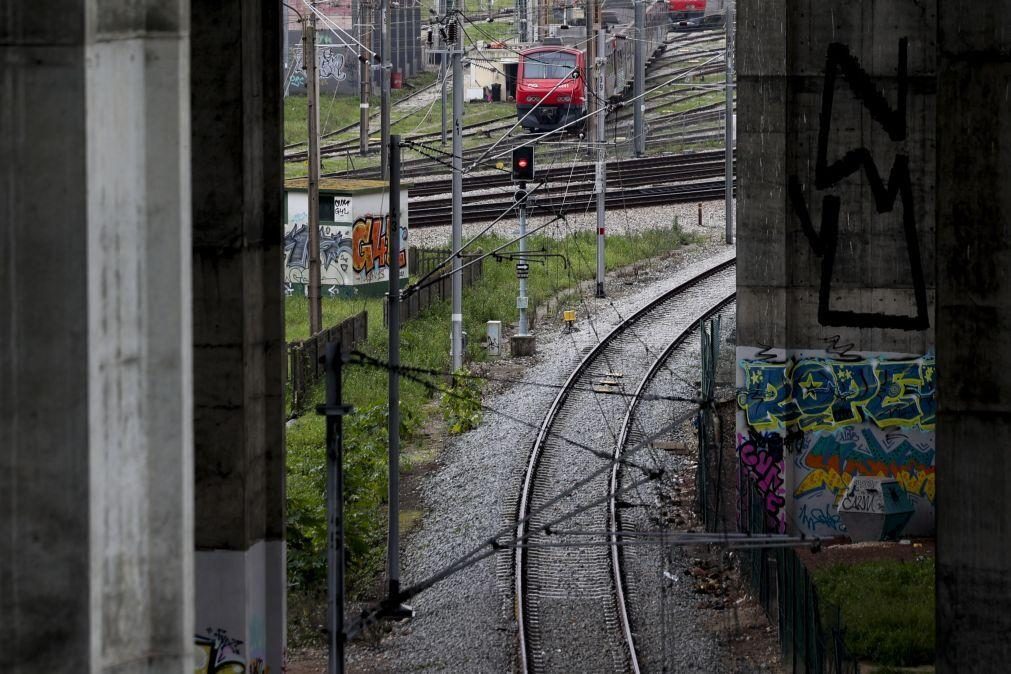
left=737, top=430, right=790, bottom=533
left=787, top=38, right=929, bottom=330
left=737, top=355, right=936, bottom=433
left=194, top=628, right=270, bottom=674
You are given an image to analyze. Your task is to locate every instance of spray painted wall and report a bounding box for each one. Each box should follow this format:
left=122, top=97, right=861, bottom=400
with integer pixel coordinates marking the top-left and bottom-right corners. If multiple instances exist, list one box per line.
left=736, top=348, right=935, bottom=537
left=283, top=188, right=409, bottom=296
left=736, top=2, right=937, bottom=539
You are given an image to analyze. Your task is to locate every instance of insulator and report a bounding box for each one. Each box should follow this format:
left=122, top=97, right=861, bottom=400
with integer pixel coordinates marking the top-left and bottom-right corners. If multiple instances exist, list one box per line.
left=427, top=28, right=433, bottom=45
left=447, top=20, right=458, bottom=44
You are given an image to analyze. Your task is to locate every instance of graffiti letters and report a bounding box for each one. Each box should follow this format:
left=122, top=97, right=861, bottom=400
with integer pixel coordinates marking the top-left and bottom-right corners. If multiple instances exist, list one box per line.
left=351, top=215, right=407, bottom=280
left=737, top=431, right=787, bottom=533
left=797, top=504, right=844, bottom=532
left=788, top=38, right=928, bottom=330
left=283, top=223, right=354, bottom=286
left=737, top=356, right=935, bottom=432
left=195, top=629, right=247, bottom=674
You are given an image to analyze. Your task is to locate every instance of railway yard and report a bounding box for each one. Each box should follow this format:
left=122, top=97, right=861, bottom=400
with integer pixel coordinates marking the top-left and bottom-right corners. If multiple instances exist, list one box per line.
left=18, top=0, right=991, bottom=669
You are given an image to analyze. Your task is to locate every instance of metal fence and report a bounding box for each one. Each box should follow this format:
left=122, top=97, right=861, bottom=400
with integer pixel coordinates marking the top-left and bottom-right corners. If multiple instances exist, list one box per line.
left=384, top=249, right=484, bottom=326
left=738, top=476, right=859, bottom=674
left=287, top=311, right=368, bottom=414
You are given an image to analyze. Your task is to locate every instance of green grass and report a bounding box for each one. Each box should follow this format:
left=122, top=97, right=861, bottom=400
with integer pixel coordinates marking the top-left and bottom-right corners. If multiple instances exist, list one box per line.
left=284, top=226, right=700, bottom=644
left=814, top=557, right=935, bottom=667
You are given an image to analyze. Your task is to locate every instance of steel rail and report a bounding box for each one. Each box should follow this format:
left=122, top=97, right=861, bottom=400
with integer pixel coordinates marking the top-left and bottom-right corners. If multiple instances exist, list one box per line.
left=608, top=289, right=736, bottom=674
left=515, top=256, right=736, bottom=673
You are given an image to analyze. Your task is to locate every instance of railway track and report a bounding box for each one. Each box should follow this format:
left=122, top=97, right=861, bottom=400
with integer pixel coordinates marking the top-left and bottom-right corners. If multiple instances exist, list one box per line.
left=514, top=256, right=736, bottom=673
left=409, top=177, right=735, bottom=227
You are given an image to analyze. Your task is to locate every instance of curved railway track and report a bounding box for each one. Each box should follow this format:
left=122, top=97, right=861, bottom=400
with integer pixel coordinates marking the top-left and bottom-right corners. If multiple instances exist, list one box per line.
left=514, top=256, right=736, bottom=673
left=609, top=294, right=736, bottom=672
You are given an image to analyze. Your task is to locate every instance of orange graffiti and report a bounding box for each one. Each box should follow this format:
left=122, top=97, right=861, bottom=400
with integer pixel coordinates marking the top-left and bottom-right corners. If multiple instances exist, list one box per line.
left=351, top=215, right=407, bottom=277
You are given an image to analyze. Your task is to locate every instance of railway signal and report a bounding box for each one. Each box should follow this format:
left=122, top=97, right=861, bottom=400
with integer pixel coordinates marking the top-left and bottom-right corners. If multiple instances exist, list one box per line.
left=512, top=146, right=535, bottom=182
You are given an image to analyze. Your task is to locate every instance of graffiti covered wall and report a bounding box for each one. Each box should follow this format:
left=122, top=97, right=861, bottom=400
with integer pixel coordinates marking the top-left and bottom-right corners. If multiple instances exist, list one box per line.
left=736, top=348, right=935, bottom=537
left=284, top=191, right=408, bottom=295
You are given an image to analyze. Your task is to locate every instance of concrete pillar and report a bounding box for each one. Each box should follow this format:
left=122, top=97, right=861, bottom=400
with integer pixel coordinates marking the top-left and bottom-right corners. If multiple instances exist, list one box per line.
left=1, top=0, right=193, bottom=669
left=190, top=2, right=286, bottom=671
left=936, top=2, right=1011, bottom=669
left=736, top=2, right=937, bottom=537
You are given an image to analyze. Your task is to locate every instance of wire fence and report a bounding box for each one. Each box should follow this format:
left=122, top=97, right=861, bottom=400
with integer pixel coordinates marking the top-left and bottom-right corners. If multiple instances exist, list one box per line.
left=737, top=475, right=860, bottom=674
left=384, top=248, right=484, bottom=325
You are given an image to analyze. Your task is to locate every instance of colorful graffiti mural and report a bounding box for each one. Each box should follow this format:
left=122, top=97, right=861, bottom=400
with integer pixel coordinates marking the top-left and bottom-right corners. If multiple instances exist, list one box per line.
left=736, top=349, right=936, bottom=539
left=351, top=214, right=408, bottom=281
left=738, top=355, right=935, bottom=433
left=282, top=215, right=407, bottom=289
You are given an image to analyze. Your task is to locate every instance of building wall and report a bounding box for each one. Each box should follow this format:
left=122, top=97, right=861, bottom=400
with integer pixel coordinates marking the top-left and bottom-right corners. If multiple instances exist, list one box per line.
left=736, top=0, right=937, bottom=538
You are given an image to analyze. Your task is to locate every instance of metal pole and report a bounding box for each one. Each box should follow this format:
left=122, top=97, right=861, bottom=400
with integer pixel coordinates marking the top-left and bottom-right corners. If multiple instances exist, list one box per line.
left=585, top=0, right=597, bottom=142
left=321, top=342, right=348, bottom=674
left=360, top=0, right=372, bottom=156
left=440, top=13, right=448, bottom=147
left=380, top=0, right=391, bottom=179
left=387, top=135, right=402, bottom=602
left=451, top=20, right=464, bottom=370
left=595, top=27, right=606, bottom=298
left=518, top=184, right=529, bottom=336
left=724, top=0, right=734, bottom=244
left=633, top=0, right=645, bottom=157
left=306, top=13, right=323, bottom=334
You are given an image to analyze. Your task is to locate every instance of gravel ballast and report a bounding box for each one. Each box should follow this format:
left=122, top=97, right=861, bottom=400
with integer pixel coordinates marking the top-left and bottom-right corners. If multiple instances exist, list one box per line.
left=341, top=218, right=737, bottom=671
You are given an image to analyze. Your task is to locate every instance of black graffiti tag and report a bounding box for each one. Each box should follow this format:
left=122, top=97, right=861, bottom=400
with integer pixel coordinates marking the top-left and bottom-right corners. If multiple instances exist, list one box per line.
left=788, top=38, right=929, bottom=331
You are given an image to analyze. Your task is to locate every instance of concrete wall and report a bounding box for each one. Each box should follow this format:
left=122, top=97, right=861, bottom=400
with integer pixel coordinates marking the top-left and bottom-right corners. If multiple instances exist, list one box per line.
left=191, top=1, right=286, bottom=671
left=1, top=0, right=193, bottom=669
left=935, top=1, right=1011, bottom=668
left=736, top=1, right=937, bottom=537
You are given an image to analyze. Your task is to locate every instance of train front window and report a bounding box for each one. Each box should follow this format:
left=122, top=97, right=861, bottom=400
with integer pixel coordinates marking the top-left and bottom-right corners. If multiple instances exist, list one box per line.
left=523, top=52, right=577, bottom=79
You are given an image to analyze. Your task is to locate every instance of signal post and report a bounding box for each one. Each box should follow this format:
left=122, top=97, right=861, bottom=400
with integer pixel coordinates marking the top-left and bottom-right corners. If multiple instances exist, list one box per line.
left=511, top=147, right=536, bottom=357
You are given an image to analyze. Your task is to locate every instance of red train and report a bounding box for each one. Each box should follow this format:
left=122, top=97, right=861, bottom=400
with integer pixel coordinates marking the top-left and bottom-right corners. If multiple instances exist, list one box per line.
left=668, top=0, right=706, bottom=21
left=516, top=0, right=669, bottom=133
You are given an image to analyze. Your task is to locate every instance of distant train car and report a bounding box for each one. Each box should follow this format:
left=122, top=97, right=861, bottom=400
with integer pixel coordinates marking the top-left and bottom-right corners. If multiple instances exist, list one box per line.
left=516, top=0, right=668, bottom=133
left=668, top=0, right=705, bottom=21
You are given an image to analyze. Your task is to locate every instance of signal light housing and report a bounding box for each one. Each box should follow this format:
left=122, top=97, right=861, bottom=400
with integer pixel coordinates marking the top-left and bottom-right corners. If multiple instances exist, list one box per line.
left=512, top=146, right=534, bottom=182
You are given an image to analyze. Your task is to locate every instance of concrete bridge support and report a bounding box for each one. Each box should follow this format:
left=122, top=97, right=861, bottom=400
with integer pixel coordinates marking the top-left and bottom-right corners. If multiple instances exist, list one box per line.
left=3, top=1, right=285, bottom=670
left=736, top=0, right=937, bottom=537
left=935, top=2, right=1011, bottom=668
left=190, top=1, right=286, bottom=670
left=2, top=1, right=193, bottom=670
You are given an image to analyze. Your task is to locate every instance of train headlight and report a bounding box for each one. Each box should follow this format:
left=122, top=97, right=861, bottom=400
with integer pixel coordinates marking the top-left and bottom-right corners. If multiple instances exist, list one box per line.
left=526, top=96, right=540, bottom=103
left=558, top=96, right=571, bottom=102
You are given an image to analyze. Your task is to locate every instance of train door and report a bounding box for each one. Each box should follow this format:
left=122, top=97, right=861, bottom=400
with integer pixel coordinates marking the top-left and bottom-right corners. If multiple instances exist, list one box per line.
left=505, top=62, right=518, bottom=101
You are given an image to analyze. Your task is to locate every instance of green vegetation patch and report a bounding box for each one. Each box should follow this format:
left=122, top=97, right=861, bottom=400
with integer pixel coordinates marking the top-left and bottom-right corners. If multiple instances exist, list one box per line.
left=814, top=557, right=935, bottom=667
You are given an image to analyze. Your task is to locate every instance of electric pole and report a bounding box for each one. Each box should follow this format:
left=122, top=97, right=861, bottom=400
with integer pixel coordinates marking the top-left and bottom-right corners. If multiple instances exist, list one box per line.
left=360, top=0, right=372, bottom=156
left=518, top=186, right=530, bottom=336
left=633, top=0, right=645, bottom=157
left=451, top=13, right=465, bottom=370
left=305, top=11, right=323, bottom=335
left=724, top=0, right=734, bottom=244
left=440, top=0, right=448, bottom=145
left=584, top=0, right=597, bottom=141
left=380, top=0, right=392, bottom=179
left=387, top=134, right=402, bottom=609
left=594, top=26, right=606, bottom=298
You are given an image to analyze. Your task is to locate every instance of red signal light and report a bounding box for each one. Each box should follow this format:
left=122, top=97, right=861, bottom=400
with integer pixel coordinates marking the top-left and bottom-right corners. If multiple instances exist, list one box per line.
left=518, top=159, right=528, bottom=168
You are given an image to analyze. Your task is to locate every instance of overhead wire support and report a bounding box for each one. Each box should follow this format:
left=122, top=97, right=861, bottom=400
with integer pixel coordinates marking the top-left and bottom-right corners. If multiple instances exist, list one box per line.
left=595, top=26, right=607, bottom=298
left=305, top=9, right=323, bottom=335
left=450, top=7, right=465, bottom=370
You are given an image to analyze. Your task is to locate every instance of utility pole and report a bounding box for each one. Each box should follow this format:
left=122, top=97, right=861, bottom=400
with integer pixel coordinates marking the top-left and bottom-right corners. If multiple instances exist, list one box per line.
left=387, top=134, right=403, bottom=609
left=305, top=11, right=323, bottom=335
left=584, top=0, right=597, bottom=141
left=440, top=0, right=448, bottom=145
left=360, top=0, right=372, bottom=156
left=633, top=0, right=645, bottom=157
left=594, top=26, right=606, bottom=298
left=451, top=14, right=464, bottom=370
left=321, top=342, right=349, bottom=674
left=724, top=0, right=734, bottom=244
left=380, top=0, right=392, bottom=179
